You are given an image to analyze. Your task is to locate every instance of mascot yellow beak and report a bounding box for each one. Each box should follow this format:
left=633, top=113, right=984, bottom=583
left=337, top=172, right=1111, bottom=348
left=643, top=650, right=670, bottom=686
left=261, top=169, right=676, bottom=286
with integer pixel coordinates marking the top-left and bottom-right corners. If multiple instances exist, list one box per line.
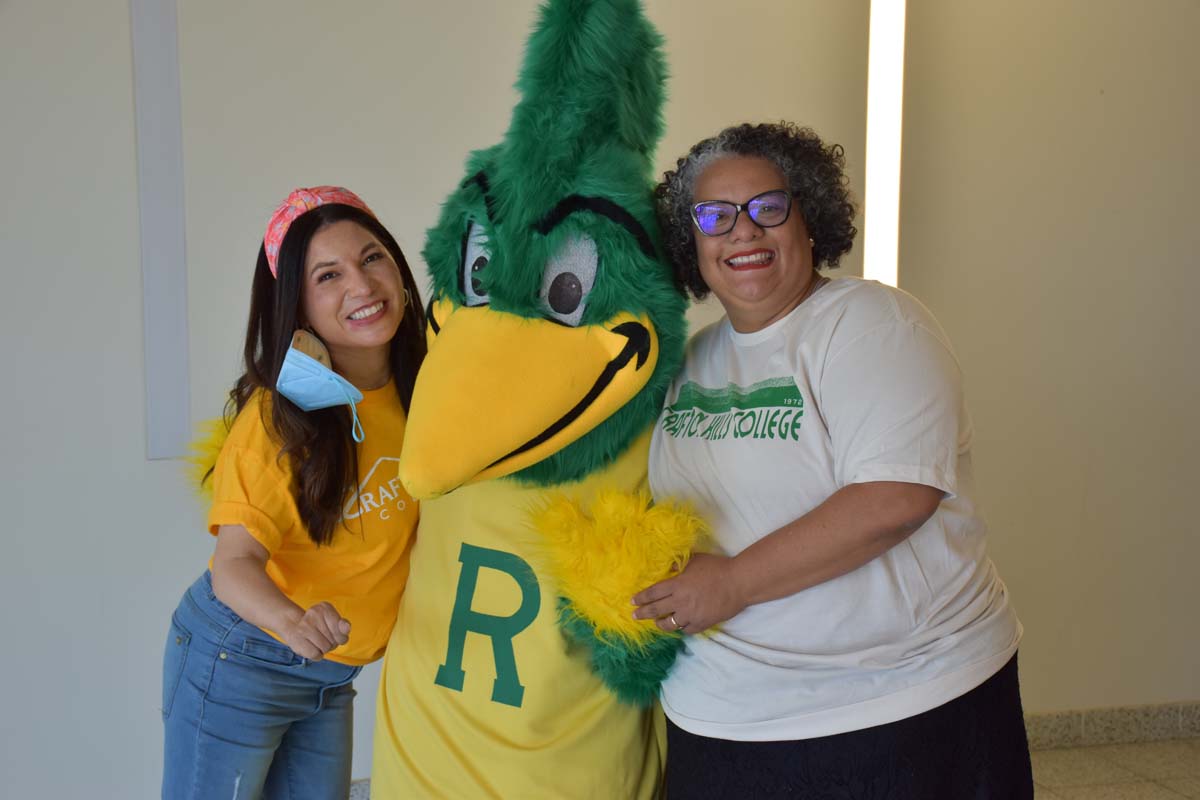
left=398, top=298, right=659, bottom=498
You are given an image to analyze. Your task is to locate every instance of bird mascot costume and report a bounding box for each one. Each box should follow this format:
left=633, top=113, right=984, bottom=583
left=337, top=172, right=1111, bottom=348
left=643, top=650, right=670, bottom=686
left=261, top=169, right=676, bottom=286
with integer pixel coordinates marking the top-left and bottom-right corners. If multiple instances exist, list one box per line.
left=370, top=0, right=699, bottom=796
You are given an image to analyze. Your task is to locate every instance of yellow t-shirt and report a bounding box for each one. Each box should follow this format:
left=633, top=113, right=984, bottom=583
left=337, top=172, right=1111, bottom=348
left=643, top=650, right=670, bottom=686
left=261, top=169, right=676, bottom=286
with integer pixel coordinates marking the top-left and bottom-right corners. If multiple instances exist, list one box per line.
left=207, top=386, right=417, bottom=666
left=372, top=430, right=665, bottom=799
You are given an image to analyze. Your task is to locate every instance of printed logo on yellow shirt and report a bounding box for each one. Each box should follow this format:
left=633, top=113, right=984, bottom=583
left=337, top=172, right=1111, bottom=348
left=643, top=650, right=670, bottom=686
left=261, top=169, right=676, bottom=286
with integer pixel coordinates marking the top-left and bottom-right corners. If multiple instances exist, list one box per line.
left=434, top=543, right=541, bottom=707
left=344, top=456, right=410, bottom=522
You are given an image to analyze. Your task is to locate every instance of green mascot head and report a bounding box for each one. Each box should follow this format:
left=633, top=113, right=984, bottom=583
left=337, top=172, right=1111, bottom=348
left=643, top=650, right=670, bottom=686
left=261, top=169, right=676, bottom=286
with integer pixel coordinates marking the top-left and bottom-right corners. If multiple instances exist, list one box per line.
left=397, top=0, right=686, bottom=499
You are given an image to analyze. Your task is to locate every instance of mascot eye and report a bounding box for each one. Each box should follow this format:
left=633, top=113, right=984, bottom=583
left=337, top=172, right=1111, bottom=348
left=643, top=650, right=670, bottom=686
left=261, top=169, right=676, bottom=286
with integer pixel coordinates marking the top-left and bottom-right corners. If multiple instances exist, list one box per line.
left=539, top=234, right=598, bottom=327
left=548, top=273, right=583, bottom=313
left=462, top=220, right=491, bottom=307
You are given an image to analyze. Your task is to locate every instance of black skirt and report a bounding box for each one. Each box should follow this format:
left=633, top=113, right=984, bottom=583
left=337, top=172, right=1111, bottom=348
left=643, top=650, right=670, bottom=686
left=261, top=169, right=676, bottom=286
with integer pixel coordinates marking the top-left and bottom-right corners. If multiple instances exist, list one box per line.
left=665, top=653, right=1034, bottom=799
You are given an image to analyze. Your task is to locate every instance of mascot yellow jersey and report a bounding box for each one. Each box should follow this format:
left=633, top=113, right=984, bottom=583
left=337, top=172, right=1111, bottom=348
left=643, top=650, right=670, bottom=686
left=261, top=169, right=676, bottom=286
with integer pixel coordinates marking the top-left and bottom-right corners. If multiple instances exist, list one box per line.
left=372, top=0, right=698, bottom=796
left=374, top=435, right=664, bottom=798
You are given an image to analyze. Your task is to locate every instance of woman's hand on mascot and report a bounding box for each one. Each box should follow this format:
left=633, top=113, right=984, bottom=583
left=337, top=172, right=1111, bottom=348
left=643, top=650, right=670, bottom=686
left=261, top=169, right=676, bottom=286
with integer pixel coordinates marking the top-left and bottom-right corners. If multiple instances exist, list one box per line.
left=631, top=553, right=746, bottom=634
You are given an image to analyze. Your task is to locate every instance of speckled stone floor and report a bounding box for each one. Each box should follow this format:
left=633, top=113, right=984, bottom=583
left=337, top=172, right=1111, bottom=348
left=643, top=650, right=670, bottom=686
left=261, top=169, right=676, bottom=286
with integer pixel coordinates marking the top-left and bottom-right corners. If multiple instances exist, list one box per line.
left=350, top=736, right=1200, bottom=798
left=1033, top=738, right=1200, bottom=799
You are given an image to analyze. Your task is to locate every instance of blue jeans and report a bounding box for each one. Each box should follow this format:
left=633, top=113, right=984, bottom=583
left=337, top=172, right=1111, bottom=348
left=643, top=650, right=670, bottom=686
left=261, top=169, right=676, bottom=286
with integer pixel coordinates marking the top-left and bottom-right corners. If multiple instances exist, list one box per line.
left=162, top=572, right=362, bottom=800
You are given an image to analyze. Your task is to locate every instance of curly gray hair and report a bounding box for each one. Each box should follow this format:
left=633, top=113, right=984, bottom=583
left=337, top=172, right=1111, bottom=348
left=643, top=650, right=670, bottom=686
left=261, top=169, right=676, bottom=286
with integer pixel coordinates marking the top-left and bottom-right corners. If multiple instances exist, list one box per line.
left=654, top=121, right=858, bottom=299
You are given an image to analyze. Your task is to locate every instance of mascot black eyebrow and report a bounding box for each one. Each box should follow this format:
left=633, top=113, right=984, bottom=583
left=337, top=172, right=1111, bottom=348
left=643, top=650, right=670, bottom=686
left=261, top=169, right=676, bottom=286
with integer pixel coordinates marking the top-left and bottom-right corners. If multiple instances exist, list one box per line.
left=371, top=0, right=700, bottom=796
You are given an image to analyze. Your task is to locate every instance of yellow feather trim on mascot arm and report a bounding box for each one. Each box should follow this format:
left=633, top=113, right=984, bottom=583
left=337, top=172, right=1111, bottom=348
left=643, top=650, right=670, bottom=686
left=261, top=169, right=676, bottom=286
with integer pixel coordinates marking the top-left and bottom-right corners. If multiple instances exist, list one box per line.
left=186, top=417, right=230, bottom=502
left=530, top=490, right=706, bottom=704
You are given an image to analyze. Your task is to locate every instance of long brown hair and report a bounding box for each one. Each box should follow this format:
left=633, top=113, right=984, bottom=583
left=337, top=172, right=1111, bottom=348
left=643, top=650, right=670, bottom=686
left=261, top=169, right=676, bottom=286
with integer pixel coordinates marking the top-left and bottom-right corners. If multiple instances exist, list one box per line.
left=225, top=203, right=426, bottom=545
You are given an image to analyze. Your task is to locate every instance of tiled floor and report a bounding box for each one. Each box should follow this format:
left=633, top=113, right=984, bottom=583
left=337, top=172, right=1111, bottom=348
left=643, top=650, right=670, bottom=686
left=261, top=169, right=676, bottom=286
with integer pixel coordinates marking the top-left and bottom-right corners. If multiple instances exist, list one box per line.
left=1033, top=738, right=1200, bottom=799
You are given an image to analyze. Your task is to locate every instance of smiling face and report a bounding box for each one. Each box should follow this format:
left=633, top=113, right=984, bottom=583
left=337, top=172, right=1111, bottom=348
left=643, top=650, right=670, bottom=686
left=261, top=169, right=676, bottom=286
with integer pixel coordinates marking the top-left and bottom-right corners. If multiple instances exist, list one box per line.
left=300, top=219, right=406, bottom=383
left=692, top=156, right=817, bottom=332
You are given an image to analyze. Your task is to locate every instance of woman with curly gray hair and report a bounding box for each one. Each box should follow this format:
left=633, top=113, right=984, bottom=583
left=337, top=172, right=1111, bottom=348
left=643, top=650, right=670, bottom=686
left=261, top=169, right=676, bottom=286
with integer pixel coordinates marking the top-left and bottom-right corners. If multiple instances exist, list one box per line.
left=633, top=122, right=1033, bottom=798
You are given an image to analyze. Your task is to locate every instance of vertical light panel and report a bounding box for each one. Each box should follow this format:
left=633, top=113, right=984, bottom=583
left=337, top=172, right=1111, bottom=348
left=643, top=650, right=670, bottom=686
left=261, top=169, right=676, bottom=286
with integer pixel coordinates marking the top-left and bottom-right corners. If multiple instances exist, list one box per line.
left=130, top=0, right=190, bottom=458
left=863, top=0, right=906, bottom=287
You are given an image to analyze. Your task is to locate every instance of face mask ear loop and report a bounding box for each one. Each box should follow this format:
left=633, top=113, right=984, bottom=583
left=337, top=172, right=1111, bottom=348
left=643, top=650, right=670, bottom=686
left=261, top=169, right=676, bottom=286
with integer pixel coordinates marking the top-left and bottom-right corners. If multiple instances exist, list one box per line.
left=339, top=383, right=366, bottom=443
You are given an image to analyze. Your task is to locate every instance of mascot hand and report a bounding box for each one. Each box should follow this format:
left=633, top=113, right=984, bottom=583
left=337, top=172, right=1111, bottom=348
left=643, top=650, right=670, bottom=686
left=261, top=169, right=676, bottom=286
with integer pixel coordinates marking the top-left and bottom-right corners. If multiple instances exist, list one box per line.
left=530, top=490, right=704, bottom=706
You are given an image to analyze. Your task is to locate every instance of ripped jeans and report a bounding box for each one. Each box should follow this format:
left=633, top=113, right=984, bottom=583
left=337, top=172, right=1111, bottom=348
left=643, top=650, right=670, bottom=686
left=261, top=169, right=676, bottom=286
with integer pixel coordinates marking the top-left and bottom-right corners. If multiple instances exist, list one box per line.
left=162, top=572, right=361, bottom=800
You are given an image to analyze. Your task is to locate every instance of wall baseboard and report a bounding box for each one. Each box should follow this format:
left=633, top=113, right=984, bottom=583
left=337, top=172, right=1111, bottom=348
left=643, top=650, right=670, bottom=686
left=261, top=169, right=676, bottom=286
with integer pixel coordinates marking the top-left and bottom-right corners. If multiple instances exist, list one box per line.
left=1026, top=701, right=1200, bottom=750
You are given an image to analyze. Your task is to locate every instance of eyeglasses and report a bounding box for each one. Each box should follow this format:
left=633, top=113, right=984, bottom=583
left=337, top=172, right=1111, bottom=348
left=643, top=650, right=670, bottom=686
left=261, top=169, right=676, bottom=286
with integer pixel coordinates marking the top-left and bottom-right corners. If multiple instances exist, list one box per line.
left=690, top=189, right=794, bottom=237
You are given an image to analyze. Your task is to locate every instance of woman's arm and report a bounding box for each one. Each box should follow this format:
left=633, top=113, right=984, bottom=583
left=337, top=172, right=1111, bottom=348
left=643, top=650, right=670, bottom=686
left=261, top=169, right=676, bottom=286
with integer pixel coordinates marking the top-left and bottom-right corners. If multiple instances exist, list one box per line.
left=210, top=524, right=350, bottom=660
left=632, top=480, right=942, bottom=633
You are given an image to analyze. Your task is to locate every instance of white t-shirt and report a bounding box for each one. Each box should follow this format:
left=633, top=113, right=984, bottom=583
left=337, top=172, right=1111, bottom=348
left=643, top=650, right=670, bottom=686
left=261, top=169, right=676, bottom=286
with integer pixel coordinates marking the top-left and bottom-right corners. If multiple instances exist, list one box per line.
left=649, top=276, right=1021, bottom=741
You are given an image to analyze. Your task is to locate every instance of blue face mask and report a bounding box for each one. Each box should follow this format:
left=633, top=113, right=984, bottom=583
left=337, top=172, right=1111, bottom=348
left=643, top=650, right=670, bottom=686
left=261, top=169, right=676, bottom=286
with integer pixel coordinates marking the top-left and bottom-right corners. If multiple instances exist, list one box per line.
left=275, top=337, right=366, bottom=443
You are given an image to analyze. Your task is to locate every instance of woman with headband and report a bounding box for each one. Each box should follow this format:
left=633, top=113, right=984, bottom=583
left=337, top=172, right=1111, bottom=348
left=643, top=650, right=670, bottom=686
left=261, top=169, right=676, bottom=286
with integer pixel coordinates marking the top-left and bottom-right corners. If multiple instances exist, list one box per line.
left=160, top=187, right=425, bottom=799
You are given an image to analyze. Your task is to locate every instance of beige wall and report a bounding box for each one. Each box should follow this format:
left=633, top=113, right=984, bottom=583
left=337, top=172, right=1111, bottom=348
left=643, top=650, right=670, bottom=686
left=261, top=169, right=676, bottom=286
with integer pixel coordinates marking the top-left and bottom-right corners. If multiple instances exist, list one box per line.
left=901, top=0, right=1200, bottom=711
left=180, top=0, right=868, bottom=410
left=1, top=1, right=866, bottom=794
left=0, top=2, right=207, bottom=799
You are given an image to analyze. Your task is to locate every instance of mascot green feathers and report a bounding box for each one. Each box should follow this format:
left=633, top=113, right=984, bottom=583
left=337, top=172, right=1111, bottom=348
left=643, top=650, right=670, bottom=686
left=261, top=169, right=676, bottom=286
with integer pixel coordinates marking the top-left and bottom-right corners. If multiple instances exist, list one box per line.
left=371, top=1, right=696, bottom=796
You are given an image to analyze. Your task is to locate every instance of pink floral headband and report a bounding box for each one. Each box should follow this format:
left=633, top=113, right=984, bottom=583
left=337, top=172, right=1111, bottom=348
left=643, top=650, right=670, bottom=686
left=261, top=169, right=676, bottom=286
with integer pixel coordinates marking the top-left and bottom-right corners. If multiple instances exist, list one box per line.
left=263, top=186, right=375, bottom=278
